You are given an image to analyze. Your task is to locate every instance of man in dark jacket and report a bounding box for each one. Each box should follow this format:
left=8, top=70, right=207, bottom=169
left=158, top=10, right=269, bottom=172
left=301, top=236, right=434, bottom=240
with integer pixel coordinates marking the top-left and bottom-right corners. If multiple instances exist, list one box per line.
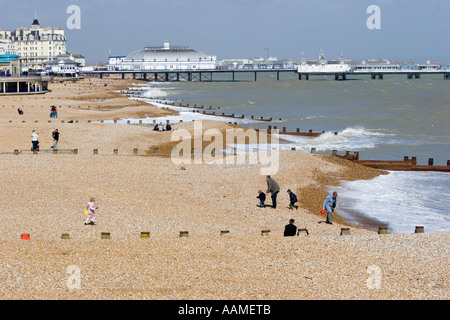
left=284, top=219, right=297, bottom=237
left=51, top=129, right=60, bottom=149
left=266, top=175, right=280, bottom=209
left=287, top=189, right=299, bottom=210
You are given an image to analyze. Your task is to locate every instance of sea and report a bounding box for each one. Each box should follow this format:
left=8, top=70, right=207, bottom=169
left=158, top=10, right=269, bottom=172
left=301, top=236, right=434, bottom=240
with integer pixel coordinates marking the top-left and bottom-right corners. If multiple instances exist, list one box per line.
left=123, top=72, right=450, bottom=233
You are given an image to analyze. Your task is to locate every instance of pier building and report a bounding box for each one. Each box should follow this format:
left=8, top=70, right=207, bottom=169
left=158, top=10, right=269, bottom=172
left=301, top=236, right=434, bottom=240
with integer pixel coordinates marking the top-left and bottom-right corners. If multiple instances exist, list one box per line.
left=112, top=42, right=216, bottom=71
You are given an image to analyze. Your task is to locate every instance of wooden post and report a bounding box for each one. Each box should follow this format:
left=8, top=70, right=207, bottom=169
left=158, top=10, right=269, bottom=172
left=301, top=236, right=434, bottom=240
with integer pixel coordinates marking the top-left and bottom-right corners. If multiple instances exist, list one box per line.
left=415, top=226, right=424, bottom=234
left=179, top=231, right=189, bottom=237
left=101, top=232, right=111, bottom=239
left=141, top=232, right=150, bottom=239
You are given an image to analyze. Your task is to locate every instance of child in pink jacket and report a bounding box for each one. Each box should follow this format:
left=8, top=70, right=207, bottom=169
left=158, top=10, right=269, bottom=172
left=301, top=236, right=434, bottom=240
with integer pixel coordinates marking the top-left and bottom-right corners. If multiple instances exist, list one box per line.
left=85, top=198, right=98, bottom=225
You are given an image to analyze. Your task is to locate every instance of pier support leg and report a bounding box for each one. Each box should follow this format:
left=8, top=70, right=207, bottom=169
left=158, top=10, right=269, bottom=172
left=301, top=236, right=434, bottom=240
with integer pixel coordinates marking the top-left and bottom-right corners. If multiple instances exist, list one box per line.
left=298, top=74, right=309, bottom=80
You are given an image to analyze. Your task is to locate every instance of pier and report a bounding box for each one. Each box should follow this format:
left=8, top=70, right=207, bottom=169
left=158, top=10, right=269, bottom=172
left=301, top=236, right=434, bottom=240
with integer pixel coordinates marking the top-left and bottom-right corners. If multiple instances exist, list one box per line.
left=297, top=70, right=450, bottom=81
left=82, top=69, right=450, bottom=82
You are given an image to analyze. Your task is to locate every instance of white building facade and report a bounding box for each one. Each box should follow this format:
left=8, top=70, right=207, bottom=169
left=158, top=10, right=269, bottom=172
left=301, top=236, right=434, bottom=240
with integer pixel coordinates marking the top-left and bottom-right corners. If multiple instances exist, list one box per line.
left=0, top=19, right=67, bottom=70
left=0, top=39, right=18, bottom=55
left=114, top=43, right=216, bottom=71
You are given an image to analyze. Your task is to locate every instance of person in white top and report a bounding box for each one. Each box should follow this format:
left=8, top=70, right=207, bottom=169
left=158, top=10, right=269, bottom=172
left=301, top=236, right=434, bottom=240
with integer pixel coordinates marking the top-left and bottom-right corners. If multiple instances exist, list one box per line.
left=31, top=130, right=39, bottom=151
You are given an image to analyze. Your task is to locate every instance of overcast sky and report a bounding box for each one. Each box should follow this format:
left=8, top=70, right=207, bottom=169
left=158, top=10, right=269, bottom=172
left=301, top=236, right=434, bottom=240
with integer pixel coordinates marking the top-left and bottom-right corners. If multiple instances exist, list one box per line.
left=1, top=0, right=449, bottom=64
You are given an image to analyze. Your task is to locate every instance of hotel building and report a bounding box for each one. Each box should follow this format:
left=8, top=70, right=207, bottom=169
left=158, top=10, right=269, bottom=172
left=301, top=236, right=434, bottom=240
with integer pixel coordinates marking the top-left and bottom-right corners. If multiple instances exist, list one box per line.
left=0, top=19, right=67, bottom=70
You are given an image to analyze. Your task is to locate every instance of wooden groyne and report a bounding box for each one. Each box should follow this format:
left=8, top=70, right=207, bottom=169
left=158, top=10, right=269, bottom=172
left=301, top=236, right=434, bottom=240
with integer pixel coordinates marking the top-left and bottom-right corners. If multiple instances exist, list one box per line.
left=125, top=90, right=276, bottom=122
left=328, top=150, right=450, bottom=172
left=258, top=126, right=328, bottom=138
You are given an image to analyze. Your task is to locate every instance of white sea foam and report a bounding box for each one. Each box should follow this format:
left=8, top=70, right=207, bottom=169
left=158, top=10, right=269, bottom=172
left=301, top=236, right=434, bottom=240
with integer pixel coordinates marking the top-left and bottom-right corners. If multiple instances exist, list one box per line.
left=276, top=127, right=393, bottom=152
left=333, top=171, right=450, bottom=233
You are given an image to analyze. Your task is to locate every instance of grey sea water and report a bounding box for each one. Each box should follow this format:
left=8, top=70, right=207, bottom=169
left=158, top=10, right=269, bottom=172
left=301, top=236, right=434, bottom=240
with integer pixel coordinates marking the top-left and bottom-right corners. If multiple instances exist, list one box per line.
left=135, top=72, right=450, bottom=233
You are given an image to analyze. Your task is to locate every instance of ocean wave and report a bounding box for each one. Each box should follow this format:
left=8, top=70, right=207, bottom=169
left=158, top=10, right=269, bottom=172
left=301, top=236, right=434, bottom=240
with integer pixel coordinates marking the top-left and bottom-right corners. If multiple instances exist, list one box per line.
left=276, top=127, right=391, bottom=152
left=334, top=171, right=450, bottom=233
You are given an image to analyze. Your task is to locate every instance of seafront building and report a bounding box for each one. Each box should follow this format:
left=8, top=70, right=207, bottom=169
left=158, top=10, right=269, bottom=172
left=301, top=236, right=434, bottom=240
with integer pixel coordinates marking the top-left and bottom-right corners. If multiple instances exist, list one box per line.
left=0, top=19, right=67, bottom=70
left=352, top=59, right=401, bottom=72
left=216, top=57, right=292, bottom=69
left=0, top=39, right=18, bottom=56
left=109, top=42, right=216, bottom=71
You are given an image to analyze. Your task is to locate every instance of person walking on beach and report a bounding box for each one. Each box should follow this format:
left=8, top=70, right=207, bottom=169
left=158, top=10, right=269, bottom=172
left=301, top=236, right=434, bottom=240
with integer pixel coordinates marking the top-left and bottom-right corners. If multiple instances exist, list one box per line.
left=51, top=129, right=60, bottom=149
left=85, top=197, right=99, bottom=225
left=284, top=219, right=297, bottom=237
left=257, top=190, right=266, bottom=208
left=31, top=130, right=39, bottom=151
left=266, top=175, right=280, bottom=209
left=322, top=192, right=338, bottom=224
left=287, top=189, right=299, bottom=210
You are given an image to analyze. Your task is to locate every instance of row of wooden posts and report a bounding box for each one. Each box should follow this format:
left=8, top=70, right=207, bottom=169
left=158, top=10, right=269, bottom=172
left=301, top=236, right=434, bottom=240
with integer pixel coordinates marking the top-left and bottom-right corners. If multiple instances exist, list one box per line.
left=19, top=226, right=425, bottom=240
left=9, top=148, right=449, bottom=168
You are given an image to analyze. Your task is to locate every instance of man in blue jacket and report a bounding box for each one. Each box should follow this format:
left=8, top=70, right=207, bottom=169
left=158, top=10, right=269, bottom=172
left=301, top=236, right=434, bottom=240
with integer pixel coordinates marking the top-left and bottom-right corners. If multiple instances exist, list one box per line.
left=322, top=192, right=338, bottom=224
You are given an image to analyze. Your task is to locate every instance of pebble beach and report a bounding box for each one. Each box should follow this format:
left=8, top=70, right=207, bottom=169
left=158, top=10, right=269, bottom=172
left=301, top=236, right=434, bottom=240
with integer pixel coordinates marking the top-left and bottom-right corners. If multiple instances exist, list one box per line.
left=0, top=77, right=448, bottom=300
